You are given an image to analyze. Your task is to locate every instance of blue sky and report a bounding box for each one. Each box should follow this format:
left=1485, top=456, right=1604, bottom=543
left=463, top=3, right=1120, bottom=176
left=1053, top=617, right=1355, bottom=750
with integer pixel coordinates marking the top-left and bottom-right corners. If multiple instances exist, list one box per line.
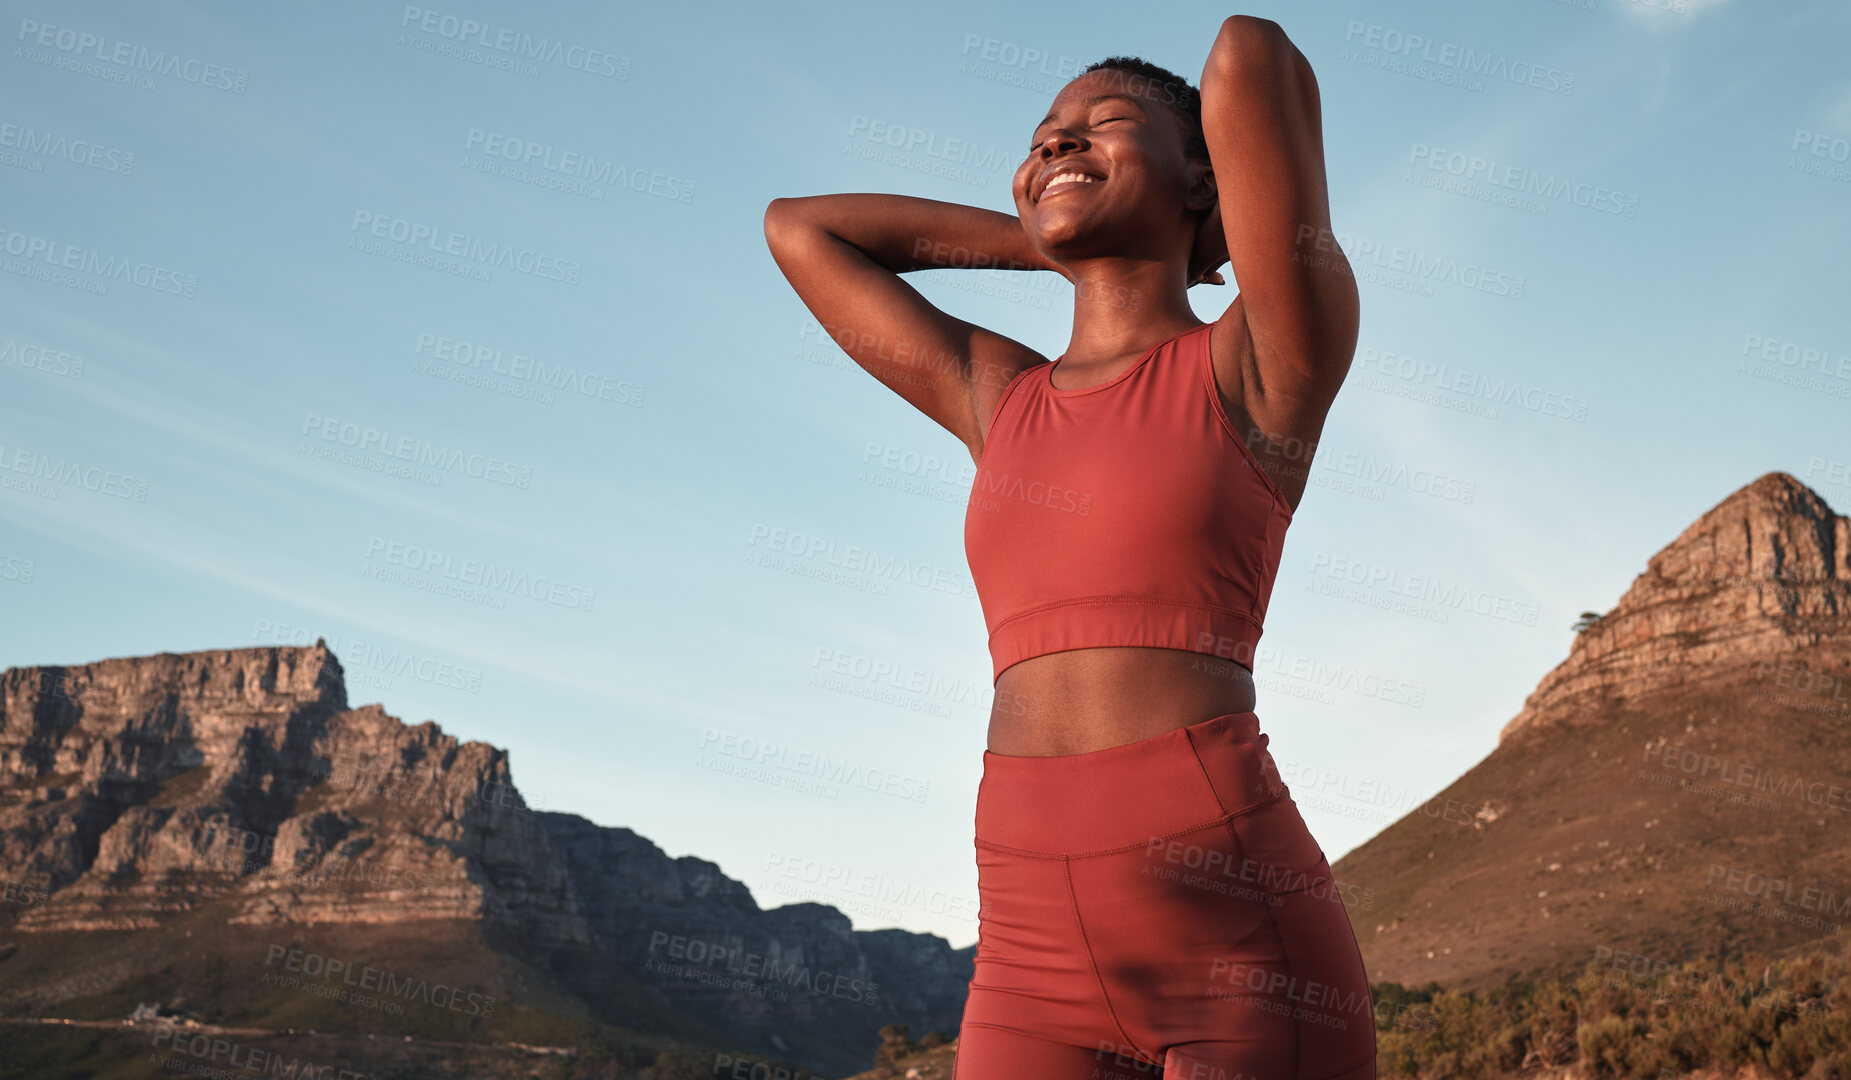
left=2, top=0, right=1847, bottom=950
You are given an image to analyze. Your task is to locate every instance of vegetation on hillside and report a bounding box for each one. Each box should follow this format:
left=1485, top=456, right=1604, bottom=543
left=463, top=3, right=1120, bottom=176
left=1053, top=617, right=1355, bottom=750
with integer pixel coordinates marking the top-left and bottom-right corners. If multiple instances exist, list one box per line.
left=847, top=933, right=1851, bottom=1080
left=1372, top=935, right=1851, bottom=1079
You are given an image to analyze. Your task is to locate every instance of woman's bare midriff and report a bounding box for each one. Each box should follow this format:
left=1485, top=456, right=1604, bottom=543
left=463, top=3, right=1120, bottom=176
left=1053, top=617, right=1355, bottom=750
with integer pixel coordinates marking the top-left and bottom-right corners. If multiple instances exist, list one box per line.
left=986, top=646, right=1258, bottom=756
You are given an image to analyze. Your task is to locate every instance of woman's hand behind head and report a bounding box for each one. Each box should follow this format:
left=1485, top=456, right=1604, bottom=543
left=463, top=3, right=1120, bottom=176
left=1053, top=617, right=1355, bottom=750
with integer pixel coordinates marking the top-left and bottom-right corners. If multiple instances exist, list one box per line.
left=1187, top=197, right=1229, bottom=287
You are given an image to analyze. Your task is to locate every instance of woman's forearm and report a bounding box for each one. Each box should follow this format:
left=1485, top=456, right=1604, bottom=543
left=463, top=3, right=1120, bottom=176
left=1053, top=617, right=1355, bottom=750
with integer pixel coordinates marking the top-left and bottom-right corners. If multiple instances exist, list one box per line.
left=767, top=193, right=1056, bottom=276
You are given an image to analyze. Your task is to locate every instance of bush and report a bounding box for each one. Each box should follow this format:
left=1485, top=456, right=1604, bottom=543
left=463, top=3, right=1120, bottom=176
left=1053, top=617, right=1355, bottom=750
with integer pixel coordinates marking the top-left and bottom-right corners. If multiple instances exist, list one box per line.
left=647, top=1049, right=716, bottom=1080
left=874, top=1024, right=916, bottom=1066
left=1356, top=930, right=1851, bottom=1079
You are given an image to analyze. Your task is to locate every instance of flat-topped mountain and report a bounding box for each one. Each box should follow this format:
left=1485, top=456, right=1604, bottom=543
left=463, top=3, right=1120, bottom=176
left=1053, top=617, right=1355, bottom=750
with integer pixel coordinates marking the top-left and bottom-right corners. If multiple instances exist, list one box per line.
left=0, top=643, right=972, bottom=1076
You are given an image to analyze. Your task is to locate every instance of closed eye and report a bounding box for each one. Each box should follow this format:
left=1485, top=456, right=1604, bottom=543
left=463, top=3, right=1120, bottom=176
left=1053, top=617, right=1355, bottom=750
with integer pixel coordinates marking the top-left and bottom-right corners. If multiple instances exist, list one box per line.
left=1026, top=117, right=1134, bottom=152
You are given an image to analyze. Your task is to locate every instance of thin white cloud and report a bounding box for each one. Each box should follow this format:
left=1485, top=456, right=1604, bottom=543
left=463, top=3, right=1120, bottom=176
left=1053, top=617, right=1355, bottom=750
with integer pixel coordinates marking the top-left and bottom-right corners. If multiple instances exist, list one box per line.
left=1827, top=85, right=1851, bottom=131
left=16, top=313, right=663, bottom=572
left=1613, top=0, right=1734, bottom=29
left=0, top=497, right=630, bottom=708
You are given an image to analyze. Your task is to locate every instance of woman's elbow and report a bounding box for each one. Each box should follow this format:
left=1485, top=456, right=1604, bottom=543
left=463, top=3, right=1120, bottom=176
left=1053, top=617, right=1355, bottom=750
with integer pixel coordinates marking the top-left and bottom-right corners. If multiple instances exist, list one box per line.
left=1209, top=16, right=1292, bottom=78
left=763, top=197, right=808, bottom=250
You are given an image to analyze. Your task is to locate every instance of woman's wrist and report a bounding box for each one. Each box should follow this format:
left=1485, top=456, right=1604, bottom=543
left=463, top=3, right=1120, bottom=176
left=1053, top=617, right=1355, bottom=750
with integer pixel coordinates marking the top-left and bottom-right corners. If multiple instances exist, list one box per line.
left=899, top=203, right=1060, bottom=277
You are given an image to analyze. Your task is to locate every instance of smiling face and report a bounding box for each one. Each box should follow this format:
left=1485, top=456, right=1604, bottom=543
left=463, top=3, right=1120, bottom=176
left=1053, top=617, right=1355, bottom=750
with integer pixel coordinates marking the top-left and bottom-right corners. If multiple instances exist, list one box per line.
left=1013, top=66, right=1212, bottom=266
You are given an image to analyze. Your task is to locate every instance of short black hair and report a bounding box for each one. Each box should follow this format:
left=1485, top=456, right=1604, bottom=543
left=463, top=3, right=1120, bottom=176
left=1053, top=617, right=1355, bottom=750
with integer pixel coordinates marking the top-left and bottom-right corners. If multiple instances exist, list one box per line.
left=1079, top=56, right=1208, bottom=164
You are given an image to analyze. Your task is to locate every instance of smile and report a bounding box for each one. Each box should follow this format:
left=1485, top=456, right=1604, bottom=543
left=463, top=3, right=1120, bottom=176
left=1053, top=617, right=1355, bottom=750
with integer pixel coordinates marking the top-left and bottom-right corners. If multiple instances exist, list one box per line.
left=1037, top=170, right=1102, bottom=201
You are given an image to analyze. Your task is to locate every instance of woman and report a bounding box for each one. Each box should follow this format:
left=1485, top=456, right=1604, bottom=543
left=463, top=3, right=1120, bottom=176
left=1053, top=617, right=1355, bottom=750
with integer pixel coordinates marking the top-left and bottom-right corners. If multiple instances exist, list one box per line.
left=764, top=16, right=1370, bottom=1079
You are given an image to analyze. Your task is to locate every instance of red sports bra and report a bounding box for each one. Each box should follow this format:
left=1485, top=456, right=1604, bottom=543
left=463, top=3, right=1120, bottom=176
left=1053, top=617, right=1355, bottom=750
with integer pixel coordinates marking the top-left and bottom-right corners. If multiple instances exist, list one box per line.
left=963, top=322, right=1293, bottom=684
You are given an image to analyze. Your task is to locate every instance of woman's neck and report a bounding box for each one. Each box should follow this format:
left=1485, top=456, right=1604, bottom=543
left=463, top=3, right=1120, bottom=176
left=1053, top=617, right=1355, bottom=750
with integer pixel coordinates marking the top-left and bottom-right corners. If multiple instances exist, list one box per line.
left=1059, top=259, right=1201, bottom=364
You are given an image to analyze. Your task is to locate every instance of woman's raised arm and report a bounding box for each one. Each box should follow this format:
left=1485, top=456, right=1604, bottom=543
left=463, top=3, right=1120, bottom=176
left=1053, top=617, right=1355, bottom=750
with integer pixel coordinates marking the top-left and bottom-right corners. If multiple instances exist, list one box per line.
left=1198, top=16, right=1360, bottom=444
left=763, top=194, right=1057, bottom=461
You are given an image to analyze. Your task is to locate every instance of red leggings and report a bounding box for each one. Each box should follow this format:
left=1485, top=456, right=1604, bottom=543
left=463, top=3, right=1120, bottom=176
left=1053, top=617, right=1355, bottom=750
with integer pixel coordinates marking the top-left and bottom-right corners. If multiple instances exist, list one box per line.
left=955, top=712, right=1377, bottom=1080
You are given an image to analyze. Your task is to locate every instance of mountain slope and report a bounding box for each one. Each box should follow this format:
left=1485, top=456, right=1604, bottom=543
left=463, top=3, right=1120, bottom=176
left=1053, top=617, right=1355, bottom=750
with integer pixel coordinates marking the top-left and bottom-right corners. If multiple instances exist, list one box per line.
left=1332, top=471, right=1851, bottom=991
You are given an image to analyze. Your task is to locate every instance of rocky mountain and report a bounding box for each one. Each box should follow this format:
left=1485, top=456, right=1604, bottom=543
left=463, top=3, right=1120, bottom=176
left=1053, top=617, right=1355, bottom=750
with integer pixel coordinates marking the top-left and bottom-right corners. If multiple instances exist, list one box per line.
left=1499, top=470, right=1851, bottom=743
left=10, top=469, right=1845, bottom=1077
left=1333, top=471, right=1851, bottom=990
left=0, top=643, right=972, bottom=1077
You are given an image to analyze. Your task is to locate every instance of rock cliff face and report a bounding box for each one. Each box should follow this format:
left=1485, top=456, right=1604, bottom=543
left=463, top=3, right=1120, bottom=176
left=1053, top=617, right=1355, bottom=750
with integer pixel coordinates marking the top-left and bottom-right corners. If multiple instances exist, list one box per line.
left=540, top=815, right=975, bottom=1055
left=0, top=645, right=577, bottom=937
left=0, top=643, right=972, bottom=1074
left=1334, top=472, right=1851, bottom=991
left=1499, top=472, right=1851, bottom=743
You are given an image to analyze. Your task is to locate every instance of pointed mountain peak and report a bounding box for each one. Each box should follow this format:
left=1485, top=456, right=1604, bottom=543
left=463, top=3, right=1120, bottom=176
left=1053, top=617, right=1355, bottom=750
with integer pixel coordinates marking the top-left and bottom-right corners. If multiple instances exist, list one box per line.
left=1499, top=472, right=1851, bottom=744
left=1640, top=471, right=1847, bottom=589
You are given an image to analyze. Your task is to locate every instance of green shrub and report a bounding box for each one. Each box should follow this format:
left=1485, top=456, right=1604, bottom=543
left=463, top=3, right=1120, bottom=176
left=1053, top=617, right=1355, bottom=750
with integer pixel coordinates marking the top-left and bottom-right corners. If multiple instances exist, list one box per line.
left=1353, top=928, right=1851, bottom=1079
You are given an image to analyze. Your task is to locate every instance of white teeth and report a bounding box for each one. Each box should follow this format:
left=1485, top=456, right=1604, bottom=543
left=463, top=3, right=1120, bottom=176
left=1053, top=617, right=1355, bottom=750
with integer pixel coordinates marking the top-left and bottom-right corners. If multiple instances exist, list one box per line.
left=1042, top=172, right=1098, bottom=197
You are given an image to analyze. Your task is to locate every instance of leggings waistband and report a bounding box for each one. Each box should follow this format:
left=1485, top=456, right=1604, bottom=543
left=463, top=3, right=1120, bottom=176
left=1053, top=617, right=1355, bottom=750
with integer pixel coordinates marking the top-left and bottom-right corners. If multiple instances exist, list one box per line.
left=975, top=711, right=1288, bottom=855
